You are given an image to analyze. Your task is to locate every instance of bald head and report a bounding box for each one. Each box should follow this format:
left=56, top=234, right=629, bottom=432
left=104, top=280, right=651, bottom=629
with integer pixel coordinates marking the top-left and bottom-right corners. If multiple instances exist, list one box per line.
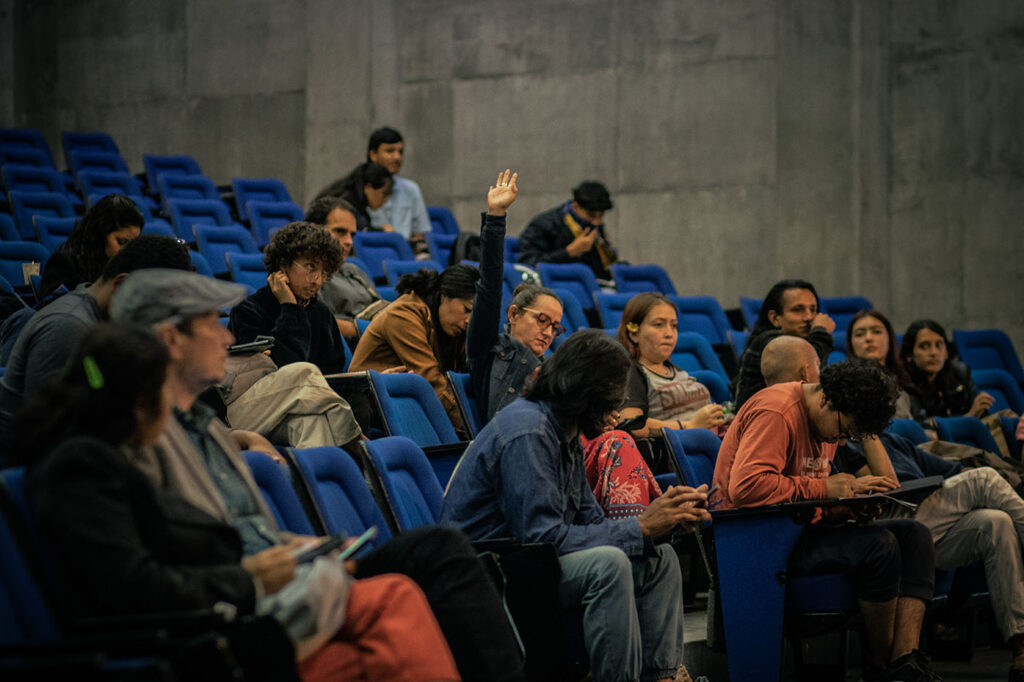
left=761, top=335, right=821, bottom=386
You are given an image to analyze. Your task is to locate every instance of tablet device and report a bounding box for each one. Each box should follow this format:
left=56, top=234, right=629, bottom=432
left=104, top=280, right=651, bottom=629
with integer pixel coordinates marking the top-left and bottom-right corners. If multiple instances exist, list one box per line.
left=338, top=526, right=377, bottom=561
left=229, top=335, right=275, bottom=355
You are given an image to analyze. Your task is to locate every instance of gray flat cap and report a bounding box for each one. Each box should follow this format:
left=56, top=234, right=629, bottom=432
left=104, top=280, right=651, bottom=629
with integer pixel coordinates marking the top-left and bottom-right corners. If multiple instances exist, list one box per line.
left=111, top=269, right=248, bottom=325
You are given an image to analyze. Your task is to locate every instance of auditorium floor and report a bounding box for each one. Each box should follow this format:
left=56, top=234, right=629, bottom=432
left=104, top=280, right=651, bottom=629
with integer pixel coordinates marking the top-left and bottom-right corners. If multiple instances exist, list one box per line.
left=681, top=602, right=1011, bottom=681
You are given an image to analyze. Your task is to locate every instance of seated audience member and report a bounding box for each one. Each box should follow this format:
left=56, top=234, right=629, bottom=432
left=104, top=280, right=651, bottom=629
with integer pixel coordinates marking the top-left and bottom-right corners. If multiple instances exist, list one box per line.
left=349, top=261, right=478, bottom=434
left=732, top=279, right=835, bottom=409
left=901, top=319, right=995, bottom=423
left=230, top=222, right=349, bottom=375
left=39, top=193, right=143, bottom=298
left=767, top=336, right=1024, bottom=682
left=443, top=329, right=711, bottom=682
left=845, top=310, right=914, bottom=419
left=465, top=169, right=566, bottom=422
left=313, top=161, right=393, bottom=232
left=518, top=180, right=619, bottom=280
left=364, top=126, right=431, bottom=252
left=122, top=269, right=361, bottom=455
left=617, top=292, right=726, bottom=436
left=305, top=196, right=386, bottom=338
left=14, top=323, right=461, bottom=681
left=713, top=357, right=940, bottom=681
left=109, top=273, right=527, bottom=682
left=0, top=235, right=191, bottom=438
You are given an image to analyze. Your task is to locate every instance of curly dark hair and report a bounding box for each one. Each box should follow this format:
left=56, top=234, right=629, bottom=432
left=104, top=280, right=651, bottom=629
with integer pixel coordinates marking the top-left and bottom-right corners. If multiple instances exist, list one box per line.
left=263, top=221, right=342, bottom=274
left=819, top=357, right=898, bottom=437
left=59, top=194, right=144, bottom=283
left=523, top=328, right=633, bottom=438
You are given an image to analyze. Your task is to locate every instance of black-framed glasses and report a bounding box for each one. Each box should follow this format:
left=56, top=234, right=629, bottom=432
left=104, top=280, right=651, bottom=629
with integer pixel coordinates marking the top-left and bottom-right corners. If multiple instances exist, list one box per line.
left=836, top=412, right=862, bottom=441
left=521, top=307, right=566, bottom=337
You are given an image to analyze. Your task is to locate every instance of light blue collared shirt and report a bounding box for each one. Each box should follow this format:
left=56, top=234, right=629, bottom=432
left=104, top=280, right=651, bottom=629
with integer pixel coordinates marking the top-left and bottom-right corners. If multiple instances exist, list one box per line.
left=367, top=175, right=430, bottom=238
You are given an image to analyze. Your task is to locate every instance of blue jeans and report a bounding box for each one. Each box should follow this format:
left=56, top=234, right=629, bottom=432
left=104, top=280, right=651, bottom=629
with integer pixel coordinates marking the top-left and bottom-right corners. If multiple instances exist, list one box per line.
left=558, top=544, right=683, bottom=682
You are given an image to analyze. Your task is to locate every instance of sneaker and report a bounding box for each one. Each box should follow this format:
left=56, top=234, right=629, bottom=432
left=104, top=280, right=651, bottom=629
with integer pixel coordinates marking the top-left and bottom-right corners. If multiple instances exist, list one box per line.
left=880, top=650, right=942, bottom=682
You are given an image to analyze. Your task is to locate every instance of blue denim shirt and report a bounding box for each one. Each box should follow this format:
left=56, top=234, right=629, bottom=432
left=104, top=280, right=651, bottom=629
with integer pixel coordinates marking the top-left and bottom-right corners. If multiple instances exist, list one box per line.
left=367, top=176, right=430, bottom=238
left=441, top=398, right=648, bottom=557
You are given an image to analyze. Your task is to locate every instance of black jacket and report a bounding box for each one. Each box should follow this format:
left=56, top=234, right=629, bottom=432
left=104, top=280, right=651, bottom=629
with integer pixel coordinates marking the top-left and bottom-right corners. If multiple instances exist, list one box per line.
left=517, top=204, right=613, bottom=280
left=905, top=358, right=979, bottom=422
left=732, top=327, right=834, bottom=409
left=27, top=436, right=256, bottom=619
left=229, top=285, right=348, bottom=375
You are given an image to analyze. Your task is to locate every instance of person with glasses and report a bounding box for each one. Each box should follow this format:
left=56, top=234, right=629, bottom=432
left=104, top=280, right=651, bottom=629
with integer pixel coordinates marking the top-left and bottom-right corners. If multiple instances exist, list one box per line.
left=226, top=222, right=365, bottom=451
left=465, top=169, right=568, bottom=423
left=713, top=358, right=942, bottom=682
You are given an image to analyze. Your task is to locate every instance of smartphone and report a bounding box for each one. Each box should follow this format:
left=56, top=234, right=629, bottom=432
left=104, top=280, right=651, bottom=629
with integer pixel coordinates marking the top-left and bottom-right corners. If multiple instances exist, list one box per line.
left=229, top=335, right=275, bottom=355
left=294, top=534, right=347, bottom=563
left=338, top=526, right=377, bottom=561
left=697, top=483, right=719, bottom=508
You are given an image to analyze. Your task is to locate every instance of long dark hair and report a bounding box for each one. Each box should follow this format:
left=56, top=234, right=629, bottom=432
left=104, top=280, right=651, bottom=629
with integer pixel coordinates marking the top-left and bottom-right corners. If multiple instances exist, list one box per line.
left=314, top=162, right=393, bottom=211
left=524, top=329, right=632, bottom=438
left=846, top=310, right=910, bottom=387
left=900, top=319, right=953, bottom=385
left=10, top=323, right=168, bottom=460
left=58, top=194, right=144, bottom=283
left=395, top=264, right=480, bottom=372
left=749, top=279, right=820, bottom=340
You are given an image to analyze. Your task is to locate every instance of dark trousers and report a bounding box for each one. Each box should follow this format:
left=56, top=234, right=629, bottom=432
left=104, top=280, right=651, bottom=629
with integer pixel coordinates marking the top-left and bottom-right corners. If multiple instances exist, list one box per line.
left=355, top=525, right=527, bottom=682
left=789, top=518, right=935, bottom=603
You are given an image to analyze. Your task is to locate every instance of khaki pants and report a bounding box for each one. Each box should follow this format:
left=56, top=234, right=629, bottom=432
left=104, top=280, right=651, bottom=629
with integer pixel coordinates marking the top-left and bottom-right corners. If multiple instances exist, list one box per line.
left=227, top=362, right=361, bottom=449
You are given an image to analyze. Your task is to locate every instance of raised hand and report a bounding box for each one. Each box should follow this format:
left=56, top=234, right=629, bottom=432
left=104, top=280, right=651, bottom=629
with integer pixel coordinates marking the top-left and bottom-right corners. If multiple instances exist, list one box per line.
left=487, top=169, right=519, bottom=215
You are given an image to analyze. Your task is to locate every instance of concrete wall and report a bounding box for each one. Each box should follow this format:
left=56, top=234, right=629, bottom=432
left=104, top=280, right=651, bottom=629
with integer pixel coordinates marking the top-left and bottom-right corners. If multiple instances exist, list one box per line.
left=3, top=0, right=1023, bottom=351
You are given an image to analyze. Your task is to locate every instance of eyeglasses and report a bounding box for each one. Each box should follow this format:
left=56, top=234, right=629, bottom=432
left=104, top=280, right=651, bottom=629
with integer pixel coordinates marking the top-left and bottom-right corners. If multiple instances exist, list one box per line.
left=294, top=261, right=326, bottom=279
left=520, top=307, right=566, bottom=337
left=836, top=412, right=862, bottom=441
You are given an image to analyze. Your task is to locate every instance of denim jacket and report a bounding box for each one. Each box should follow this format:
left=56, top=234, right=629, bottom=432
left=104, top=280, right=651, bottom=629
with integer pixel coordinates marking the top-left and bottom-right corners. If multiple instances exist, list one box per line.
left=440, top=398, right=647, bottom=557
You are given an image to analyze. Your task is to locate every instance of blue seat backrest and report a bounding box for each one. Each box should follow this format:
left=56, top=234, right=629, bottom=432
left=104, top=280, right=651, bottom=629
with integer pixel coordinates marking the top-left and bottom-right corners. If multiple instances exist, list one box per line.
left=537, top=262, right=599, bottom=312
left=2, top=165, right=64, bottom=195
left=8, top=190, right=75, bottom=240
left=1000, top=416, right=1021, bottom=461
left=690, top=369, right=732, bottom=404
left=143, top=153, right=202, bottom=192
left=78, top=170, right=144, bottom=199
left=33, top=216, right=76, bottom=252
left=352, top=232, right=416, bottom=281
left=188, top=250, right=215, bottom=278
left=934, top=416, right=1001, bottom=454
left=246, top=200, right=304, bottom=247
left=549, top=287, right=589, bottom=343
left=233, top=178, right=292, bottom=221
left=194, top=224, right=259, bottom=275
left=663, top=428, right=719, bottom=488
left=819, top=296, right=873, bottom=333
left=226, top=252, right=269, bottom=291
left=0, top=214, right=18, bottom=241
left=87, top=192, right=154, bottom=221
left=290, top=447, right=392, bottom=545
left=365, top=437, right=444, bottom=530
left=62, top=131, right=119, bottom=168
left=167, top=198, right=233, bottom=233
left=69, top=150, right=130, bottom=181
left=369, top=370, right=458, bottom=446
left=739, top=296, right=763, bottom=330
left=448, top=371, right=482, bottom=437
left=426, top=232, right=457, bottom=267
left=595, top=292, right=632, bottom=331
left=954, top=329, right=1024, bottom=385
left=885, top=418, right=929, bottom=445
left=0, top=468, right=61, bottom=644
left=668, top=295, right=732, bottom=346
left=727, top=329, right=749, bottom=359
left=383, top=258, right=441, bottom=287
left=0, top=129, right=55, bottom=167
left=242, top=451, right=315, bottom=535
left=0, top=146, right=52, bottom=170
left=426, top=205, right=460, bottom=235
left=0, top=241, right=51, bottom=287
left=610, top=263, right=677, bottom=295
left=158, top=173, right=219, bottom=202
left=671, top=332, right=729, bottom=383
left=972, top=368, right=1024, bottom=414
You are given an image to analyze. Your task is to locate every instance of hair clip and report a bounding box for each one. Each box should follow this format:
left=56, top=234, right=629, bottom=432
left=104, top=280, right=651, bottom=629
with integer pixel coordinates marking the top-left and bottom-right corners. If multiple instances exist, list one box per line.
left=625, top=322, right=640, bottom=334
left=83, top=356, right=104, bottom=390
